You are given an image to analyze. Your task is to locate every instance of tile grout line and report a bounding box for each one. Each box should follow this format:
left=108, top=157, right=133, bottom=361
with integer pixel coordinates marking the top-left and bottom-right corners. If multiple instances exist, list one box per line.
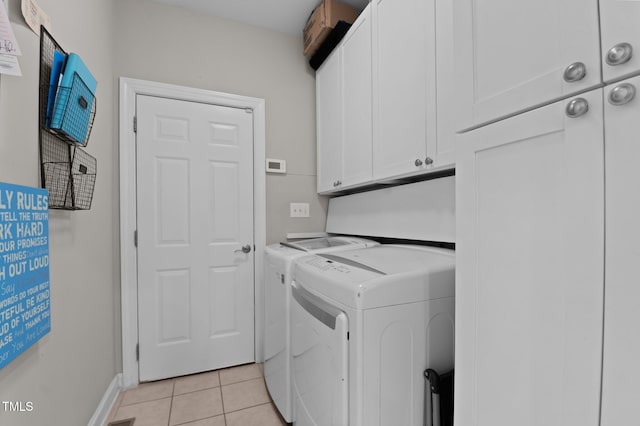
left=166, top=380, right=175, bottom=426
left=224, top=401, right=276, bottom=416
left=219, top=373, right=264, bottom=387
left=220, top=381, right=228, bottom=415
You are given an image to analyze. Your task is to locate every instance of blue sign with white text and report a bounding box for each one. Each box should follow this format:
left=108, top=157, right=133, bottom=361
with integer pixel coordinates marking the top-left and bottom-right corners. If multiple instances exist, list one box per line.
left=0, top=182, right=50, bottom=369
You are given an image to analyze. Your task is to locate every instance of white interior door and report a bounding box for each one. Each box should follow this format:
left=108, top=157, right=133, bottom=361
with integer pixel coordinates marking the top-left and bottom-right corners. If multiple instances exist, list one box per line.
left=136, top=94, right=255, bottom=382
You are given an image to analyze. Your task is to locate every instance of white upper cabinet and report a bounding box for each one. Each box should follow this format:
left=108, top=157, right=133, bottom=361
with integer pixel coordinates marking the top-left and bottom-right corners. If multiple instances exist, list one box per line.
left=316, top=5, right=372, bottom=194
left=341, top=6, right=373, bottom=188
left=601, top=74, right=640, bottom=426
left=316, top=0, right=455, bottom=193
left=600, top=0, right=640, bottom=83
left=371, top=0, right=436, bottom=180
left=453, top=0, right=601, bottom=130
left=316, top=50, right=343, bottom=193
left=455, top=89, right=605, bottom=426
left=432, top=0, right=456, bottom=168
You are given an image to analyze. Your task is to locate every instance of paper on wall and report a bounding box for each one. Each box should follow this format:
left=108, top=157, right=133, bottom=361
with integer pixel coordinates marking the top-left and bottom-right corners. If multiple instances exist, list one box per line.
left=0, top=52, right=21, bottom=76
left=21, top=0, right=49, bottom=35
left=0, top=0, right=21, bottom=56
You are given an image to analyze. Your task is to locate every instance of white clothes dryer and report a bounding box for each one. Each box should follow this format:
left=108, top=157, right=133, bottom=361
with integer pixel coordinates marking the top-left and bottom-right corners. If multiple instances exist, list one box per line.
left=263, top=236, right=378, bottom=423
left=291, top=245, right=455, bottom=426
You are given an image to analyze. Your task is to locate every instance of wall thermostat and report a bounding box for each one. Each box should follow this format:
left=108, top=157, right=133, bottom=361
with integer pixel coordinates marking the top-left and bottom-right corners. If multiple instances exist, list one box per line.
left=266, top=158, right=286, bottom=174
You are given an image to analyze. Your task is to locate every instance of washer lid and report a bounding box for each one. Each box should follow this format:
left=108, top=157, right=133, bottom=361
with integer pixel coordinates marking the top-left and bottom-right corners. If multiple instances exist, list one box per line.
left=293, top=245, right=455, bottom=309
left=281, top=236, right=377, bottom=251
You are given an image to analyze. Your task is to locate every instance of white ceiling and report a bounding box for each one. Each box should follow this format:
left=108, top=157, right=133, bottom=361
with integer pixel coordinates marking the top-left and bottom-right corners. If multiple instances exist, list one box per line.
left=149, top=0, right=369, bottom=35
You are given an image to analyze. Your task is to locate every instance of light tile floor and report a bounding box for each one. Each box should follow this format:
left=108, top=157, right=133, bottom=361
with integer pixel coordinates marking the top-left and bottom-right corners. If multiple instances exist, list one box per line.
left=104, top=363, right=288, bottom=426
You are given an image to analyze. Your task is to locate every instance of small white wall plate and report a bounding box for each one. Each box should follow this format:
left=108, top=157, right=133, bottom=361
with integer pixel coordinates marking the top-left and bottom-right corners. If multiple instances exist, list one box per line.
left=266, top=158, right=286, bottom=174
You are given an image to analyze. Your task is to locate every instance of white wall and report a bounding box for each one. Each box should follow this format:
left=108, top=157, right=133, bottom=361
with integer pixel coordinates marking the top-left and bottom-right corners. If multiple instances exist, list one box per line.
left=0, top=0, right=117, bottom=425
left=0, top=0, right=325, bottom=423
left=113, top=0, right=328, bottom=245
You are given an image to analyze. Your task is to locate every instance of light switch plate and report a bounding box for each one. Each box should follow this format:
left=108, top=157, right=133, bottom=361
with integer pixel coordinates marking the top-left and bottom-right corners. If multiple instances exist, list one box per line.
left=290, top=202, right=310, bottom=218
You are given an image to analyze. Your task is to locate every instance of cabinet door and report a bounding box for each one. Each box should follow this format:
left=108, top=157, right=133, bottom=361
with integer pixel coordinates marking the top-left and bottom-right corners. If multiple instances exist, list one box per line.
left=455, top=90, right=604, bottom=426
left=372, top=0, right=436, bottom=179
left=601, top=75, right=640, bottom=426
left=432, top=0, right=455, bottom=169
left=316, top=51, right=343, bottom=193
left=453, top=0, right=601, bottom=131
left=341, top=5, right=372, bottom=188
left=600, top=0, right=640, bottom=83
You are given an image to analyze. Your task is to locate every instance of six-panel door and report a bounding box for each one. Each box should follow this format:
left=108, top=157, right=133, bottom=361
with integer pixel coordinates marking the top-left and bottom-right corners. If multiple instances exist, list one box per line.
left=136, top=95, right=255, bottom=382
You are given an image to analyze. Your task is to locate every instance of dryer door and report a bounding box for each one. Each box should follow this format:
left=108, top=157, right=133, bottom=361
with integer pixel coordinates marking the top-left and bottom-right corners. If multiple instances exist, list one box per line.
left=291, top=281, right=348, bottom=426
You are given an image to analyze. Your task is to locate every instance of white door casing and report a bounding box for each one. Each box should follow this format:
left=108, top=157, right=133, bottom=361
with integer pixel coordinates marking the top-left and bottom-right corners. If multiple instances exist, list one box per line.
left=119, top=78, right=266, bottom=388
left=136, top=95, right=255, bottom=381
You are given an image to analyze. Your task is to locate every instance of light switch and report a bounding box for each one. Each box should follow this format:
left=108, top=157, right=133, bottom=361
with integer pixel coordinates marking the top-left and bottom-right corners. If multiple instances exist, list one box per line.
left=290, top=203, right=310, bottom=218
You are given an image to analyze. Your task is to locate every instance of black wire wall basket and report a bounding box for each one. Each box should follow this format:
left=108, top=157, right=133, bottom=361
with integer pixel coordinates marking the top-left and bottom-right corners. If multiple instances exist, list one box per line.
left=41, top=134, right=96, bottom=210
left=39, top=26, right=97, bottom=210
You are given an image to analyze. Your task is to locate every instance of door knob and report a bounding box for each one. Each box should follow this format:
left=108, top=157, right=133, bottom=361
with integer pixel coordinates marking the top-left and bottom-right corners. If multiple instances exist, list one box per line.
left=606, top=42, right=633, bottom=66
left=415, top=159, right=423, bottom=167
left=235, top=244, right=252, bottom=254
left=563, top=62, right=587, bottom=82
left=608, top=83, right=636, bottom=106
left=425, top=157, right=434, bottom=166
left=565, top=98, right=589, bottom=118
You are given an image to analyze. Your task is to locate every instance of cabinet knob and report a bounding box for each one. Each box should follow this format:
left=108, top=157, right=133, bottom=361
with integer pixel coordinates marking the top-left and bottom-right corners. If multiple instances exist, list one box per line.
left=608, top=83, right=636, bottom=106
left=415, top=159, right=423, bottom=167
left=565, top=98, right=589, bottom=118
left=606, top=42, right=633, bottom=66
left=563, top=62, right=587, bottom=82
left=425, top=157, right=434, bottom=166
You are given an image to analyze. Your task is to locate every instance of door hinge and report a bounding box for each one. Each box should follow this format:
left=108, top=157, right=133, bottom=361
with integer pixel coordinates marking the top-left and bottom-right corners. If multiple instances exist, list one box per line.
left=134, top=230, right=138, bottom=247
left=133, top=116, right=137, bottom=133
left=136, top=343, right=139, bottom=361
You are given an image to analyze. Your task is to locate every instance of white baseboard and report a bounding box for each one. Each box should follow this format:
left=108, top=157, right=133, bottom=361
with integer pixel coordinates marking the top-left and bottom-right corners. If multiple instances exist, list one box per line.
left=87, top=373, right=123, bottom=426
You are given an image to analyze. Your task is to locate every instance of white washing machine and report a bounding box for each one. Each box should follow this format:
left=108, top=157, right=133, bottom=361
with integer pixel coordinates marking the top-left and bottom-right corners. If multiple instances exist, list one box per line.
left=291, top=244, right=455, bottom=426
left=264, top=236, right=378, bottom=423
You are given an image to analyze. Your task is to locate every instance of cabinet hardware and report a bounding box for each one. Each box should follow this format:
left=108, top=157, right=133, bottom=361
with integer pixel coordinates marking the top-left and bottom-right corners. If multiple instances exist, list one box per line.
left=606, top=42, right=633, bottom=66
left=565, top=98, right=589, bottom=118
left=563, top=62, right=587, bottom=82
left=608, top=83, right=636, bottom=106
